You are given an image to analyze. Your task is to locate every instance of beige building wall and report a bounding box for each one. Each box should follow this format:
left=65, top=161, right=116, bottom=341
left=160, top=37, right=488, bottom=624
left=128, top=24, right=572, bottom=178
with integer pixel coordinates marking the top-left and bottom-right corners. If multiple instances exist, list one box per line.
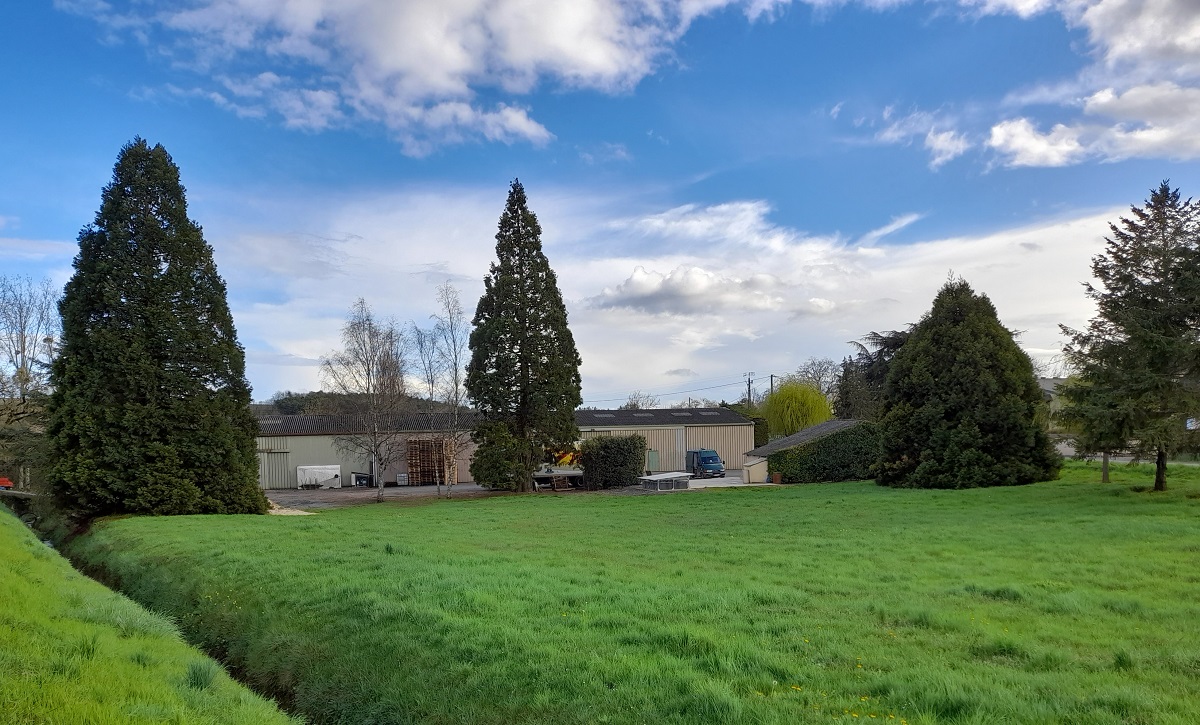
left=743, top=456, right=769, bottom=485
left=579, top=424, right=754, bottom=473
left=255, top=433, right=477, bottom=490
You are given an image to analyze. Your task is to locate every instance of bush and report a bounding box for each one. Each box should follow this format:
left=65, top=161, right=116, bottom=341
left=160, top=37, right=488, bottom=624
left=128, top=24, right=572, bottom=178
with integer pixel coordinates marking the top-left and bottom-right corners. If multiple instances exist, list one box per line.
left=768, top=422, right=879, bottom=483
left=580, top=435, right=646, bottom=489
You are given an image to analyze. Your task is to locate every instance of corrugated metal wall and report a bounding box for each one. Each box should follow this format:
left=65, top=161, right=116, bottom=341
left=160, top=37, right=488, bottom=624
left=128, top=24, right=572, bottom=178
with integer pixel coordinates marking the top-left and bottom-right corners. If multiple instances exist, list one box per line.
left=256, top=437, right=292, bottom=490
left=255, top=434, right=478, bottom=489
left=685, top=425, right=755, bottom=471
left=580, top=424, right=754, bottom=472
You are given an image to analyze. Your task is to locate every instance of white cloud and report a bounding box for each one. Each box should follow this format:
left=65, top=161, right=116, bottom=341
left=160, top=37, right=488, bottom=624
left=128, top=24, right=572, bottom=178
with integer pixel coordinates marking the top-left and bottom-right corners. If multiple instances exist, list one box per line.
left=590, top=264, right=791, bottom=314
left=924, top=129, right=971, bottom=168
left=58, top=0, right=788, bottom=153
left=197, top=181, right=1110, bottom=404
left=858, top=213, right=923, bottom=245
left=875, top=110, right=972, bottom=169
left=990, top=83, right=1200, bottom=166
left=0, top=236, right=76, bottom=261
left=988, top=118, right=1085, bottom=167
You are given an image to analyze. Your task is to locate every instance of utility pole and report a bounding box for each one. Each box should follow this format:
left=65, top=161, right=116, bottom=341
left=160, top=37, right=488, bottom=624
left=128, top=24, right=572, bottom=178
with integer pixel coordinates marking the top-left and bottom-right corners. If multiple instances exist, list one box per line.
left=745, top=372, right=754, bottom=406
left=769, top=374, right=775, bottom=396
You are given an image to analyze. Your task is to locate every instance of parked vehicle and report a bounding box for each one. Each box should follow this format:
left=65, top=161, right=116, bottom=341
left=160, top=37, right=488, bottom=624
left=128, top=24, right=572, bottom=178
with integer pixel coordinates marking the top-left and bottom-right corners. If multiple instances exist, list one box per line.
left=686, top=449, right=725, bottom=478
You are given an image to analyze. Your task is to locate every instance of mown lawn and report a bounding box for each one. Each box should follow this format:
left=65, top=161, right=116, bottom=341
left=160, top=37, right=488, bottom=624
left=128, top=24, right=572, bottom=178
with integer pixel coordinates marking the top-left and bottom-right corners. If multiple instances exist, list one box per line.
left=0, top=507, right=298, bottom=724
left=68, top=462, right=1200, bottom=724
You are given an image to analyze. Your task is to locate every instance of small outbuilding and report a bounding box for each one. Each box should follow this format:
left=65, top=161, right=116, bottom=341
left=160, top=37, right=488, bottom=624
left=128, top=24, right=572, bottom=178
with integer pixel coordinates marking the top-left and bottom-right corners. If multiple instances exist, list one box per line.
left=743, top=419, right=877, bottom=484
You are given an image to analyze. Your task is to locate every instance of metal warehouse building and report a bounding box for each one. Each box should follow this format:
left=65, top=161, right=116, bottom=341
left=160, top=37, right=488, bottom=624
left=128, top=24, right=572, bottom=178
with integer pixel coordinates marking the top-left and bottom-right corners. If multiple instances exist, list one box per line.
left=255, top=407, right=754, bottom=489
left=576, top=408, right=754, bottom=475
left=255, top=412, right=476, bottom=490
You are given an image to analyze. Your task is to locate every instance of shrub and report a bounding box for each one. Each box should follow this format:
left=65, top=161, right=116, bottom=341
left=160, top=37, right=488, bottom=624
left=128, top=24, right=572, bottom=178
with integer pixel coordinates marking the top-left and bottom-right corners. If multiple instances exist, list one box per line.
left=580, top=435, right=646, bottom=489
left=768, top=422, right=879, bottom=483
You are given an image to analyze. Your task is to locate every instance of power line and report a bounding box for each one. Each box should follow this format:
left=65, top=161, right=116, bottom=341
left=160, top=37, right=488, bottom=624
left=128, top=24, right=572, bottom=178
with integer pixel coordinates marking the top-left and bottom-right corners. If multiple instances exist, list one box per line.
left=581, top=379, right=747, bottom=405
left=580, top=370, right=795, bottom=406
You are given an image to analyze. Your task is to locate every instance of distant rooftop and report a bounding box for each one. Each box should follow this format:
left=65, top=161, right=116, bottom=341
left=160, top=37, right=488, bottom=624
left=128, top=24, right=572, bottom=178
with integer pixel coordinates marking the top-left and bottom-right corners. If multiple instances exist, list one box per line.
left=576, top=408, right=751, bottom=427
left=254, top=407, right=752, bottom=436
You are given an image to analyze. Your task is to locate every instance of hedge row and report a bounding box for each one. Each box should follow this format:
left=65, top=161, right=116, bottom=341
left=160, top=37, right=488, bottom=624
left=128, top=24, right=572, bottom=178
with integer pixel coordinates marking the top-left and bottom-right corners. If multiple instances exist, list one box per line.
left=580, top=435, right=646, bottom=489
left=768, top=422, right=880, bottom=483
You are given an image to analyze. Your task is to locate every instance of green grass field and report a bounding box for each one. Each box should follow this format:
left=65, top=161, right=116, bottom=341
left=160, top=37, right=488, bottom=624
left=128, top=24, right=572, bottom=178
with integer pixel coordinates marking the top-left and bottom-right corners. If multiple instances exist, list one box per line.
left=0, top=507, right=298, bottom=724
left=67, top=462, right=1200, bottom=724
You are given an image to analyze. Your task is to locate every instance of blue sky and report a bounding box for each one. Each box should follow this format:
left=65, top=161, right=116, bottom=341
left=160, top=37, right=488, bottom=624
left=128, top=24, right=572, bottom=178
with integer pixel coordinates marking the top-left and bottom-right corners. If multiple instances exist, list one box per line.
left=4, top=1, right=1200, bottom=405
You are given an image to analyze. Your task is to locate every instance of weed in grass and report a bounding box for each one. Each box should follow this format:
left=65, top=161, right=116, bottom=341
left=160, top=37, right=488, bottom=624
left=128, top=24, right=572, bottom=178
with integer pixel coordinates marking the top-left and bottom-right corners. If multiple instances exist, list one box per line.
left=970, top=637, right=1028, bottom=663
left=1102, top=597, right=1145, bottom=617
left=130, top=650, right=154, bottom=668
left=384, top=543, right=395, bottom=555
left=964, top=583, right=1023, bottom=602
left=73, top=633, right=99, bottom=660
left=1113, top=649, right=1136, bottom=671
left=186, top=659, right=220, bottom=690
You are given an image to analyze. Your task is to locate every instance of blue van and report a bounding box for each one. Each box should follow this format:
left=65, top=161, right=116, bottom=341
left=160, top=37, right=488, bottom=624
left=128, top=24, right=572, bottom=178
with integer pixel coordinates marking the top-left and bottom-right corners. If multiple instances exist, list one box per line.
left=686, top=449, right=725, bottom=478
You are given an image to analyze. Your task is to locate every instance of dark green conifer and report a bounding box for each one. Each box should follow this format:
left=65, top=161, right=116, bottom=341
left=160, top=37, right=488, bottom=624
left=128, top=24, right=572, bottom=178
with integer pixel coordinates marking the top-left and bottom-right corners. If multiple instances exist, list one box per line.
left=1060, top=182, right=1200, bottom=491
left=466, top=180, right=582, bottom=491
left=48, top=139, right=266, bottom=516
left=876, top=278, right=1060, bottom=488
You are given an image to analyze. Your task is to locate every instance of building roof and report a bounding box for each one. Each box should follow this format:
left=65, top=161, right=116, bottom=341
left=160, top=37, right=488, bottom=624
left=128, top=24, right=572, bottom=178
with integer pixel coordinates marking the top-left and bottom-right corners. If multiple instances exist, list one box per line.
left=255, top=407, right=751, bottom=436
left=257, top=412, right=473, bottom=437
left=576, top=407, right=751, bottom=427
left=745, top=419, right=864, bottom=458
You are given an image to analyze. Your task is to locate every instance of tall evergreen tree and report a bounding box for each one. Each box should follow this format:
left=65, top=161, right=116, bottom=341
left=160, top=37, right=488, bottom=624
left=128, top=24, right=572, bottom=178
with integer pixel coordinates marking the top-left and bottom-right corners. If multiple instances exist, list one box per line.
left=48, top=139, right=266, bottom=516
left=466, top=180, right=582, bottom=491
left=877, top=278, right=1060, bottom=488
left=833, top=329, right=911, bottom=421
left=1061, top=182, right=1200, bottom=491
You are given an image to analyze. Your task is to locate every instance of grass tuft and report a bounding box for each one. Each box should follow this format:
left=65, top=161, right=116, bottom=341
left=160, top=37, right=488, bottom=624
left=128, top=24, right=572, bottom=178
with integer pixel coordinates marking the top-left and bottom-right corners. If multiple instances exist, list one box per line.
left=186, top=659, right=220, bottom=690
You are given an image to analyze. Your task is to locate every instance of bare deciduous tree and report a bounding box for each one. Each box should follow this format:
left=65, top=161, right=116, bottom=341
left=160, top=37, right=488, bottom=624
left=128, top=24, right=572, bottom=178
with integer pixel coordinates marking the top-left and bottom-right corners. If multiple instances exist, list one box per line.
left=619, top=390, right=661, bottom=410
left=433, top=282, right=471, bottom=499
left=322, top=299, right=408, bottom=502
left=0, top=276, right=59, bottom=425
left=411, top=323, right=445, bottom=496
left=788, top=357, right=839, bottom=401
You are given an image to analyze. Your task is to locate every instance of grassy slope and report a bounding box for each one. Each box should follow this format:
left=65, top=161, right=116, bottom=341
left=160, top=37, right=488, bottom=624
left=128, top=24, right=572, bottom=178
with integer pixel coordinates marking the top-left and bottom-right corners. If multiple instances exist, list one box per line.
left=0, top=509, right=299, bottom=725
left=68, top=462, right=1200, bottom=725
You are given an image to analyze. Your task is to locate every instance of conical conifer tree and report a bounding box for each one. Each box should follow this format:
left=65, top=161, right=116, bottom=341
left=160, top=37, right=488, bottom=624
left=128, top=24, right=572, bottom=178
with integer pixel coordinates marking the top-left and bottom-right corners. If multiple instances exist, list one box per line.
left=876, top=278, right=1060, bottom=488
left=467, top=180, right=582, bottom=491
left=48, top=139, right=266, bottom=516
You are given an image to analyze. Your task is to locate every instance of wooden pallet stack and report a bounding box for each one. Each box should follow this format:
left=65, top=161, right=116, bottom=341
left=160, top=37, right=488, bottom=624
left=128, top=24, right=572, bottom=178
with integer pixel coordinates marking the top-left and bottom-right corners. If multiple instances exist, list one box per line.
left=406, top=437, right=448, bottom=485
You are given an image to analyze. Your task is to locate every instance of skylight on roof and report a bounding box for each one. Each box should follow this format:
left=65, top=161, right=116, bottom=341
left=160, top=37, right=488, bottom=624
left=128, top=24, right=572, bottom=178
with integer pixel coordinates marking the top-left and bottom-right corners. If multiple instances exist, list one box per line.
left=595, top=413, right=616, bottom=418
left=671, top=412, right=692, bottom=416
left=700, top=411, right=720, bottom=416
left=632, top=412, right=653, bottom=417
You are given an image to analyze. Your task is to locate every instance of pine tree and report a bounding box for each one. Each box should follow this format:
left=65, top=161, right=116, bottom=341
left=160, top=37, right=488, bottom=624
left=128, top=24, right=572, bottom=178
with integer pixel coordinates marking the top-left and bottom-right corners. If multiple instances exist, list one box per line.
left=466, top=180, right=582, bottom=491
left=876, top=278, right=1060, bottom=488
left=48, top=139, right=266, bottom=516
left=1060, top=182, right=1200, bottom=491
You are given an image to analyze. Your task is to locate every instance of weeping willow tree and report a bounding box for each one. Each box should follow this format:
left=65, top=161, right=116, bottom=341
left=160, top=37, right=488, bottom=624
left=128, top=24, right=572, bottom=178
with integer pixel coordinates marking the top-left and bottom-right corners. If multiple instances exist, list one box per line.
left=761, top=381, right=832, bottom=439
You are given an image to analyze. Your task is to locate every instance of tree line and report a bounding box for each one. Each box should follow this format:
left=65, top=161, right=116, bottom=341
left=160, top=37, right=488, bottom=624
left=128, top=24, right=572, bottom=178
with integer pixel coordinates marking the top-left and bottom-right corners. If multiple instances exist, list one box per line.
left=0, top=136, right=1189, bottom=517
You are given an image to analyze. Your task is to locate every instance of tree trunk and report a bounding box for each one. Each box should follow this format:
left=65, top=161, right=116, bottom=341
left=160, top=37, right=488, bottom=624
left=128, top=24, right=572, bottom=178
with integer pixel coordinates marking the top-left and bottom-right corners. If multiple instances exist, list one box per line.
left=1101, top=451, right=1109, bottom=483
left=1155, top=446, right=1167, bottom=492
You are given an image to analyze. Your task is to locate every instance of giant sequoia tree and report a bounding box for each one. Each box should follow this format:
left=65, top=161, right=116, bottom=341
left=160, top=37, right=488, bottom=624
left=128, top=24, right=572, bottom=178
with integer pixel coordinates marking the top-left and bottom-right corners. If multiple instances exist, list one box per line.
left=466, top=180, right=582, bottom=491
left=1061, top=182, right=1200, bottom=491
left=876, top=279, right=1060, bottom=488
left=48, top=139, right=266, bottom=516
